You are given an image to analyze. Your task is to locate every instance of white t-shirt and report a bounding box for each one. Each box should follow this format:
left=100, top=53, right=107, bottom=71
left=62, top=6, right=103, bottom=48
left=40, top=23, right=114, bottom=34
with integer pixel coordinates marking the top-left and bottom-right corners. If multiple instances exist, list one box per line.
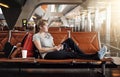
left=33, top=32, right=54, bottom=58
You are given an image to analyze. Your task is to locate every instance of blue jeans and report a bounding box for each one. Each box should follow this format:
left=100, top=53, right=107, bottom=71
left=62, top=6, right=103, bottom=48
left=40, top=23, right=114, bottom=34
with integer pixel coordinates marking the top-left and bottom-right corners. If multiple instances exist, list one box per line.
left=44, top=38, right=99, bottom=60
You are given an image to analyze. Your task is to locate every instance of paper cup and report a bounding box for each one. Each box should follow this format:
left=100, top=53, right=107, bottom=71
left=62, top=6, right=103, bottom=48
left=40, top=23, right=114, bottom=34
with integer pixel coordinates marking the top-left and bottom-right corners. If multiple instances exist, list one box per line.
left=22, top=50, right=27, bottom=58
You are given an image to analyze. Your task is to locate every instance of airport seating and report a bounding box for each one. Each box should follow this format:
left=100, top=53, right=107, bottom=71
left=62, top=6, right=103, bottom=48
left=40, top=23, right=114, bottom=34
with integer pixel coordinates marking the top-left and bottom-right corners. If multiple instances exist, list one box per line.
left=0, top=31, right=8, bottom=51
left=49, top=27, right=72, bottom=32
left=0, top=31, right=114, bottom=77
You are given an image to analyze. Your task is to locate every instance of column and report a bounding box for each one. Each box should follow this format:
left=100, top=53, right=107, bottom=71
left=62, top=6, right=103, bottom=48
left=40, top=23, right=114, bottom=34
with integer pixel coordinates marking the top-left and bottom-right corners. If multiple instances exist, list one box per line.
left=87, top=10, right=91, bottom=32
left=94, top=8, right=99, bottom=31
left=105, top=3, right=111, bottom=46
left=81, top=14, right=85, bottom=31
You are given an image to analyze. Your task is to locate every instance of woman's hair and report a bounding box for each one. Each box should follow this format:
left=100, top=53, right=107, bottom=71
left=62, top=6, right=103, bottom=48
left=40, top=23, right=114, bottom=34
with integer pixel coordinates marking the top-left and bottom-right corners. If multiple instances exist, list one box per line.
left=35, top=18, right=47, bottom=33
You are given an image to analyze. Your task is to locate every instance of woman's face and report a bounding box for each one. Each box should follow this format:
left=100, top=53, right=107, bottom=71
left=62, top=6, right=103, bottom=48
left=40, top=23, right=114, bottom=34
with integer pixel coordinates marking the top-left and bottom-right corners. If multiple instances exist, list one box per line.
left=40, top=23, right=48, bottom=32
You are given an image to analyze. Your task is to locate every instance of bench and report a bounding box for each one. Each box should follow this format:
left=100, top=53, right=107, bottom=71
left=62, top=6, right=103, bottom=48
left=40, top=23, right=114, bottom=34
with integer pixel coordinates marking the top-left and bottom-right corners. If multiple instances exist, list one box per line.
left=0, top=31, right=115, bottom=77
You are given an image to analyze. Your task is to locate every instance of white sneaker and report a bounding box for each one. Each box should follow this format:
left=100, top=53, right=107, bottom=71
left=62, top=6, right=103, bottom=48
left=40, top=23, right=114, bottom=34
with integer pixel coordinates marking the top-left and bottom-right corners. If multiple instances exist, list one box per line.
left=98, top=46, right=107, bottom=59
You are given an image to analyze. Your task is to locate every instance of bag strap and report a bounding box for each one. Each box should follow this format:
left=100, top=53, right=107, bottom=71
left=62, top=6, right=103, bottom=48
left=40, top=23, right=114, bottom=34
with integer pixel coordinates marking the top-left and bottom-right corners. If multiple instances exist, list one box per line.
left=8, top=30, right=12, bottom=42
left=21, top=32, right=29, bottom=46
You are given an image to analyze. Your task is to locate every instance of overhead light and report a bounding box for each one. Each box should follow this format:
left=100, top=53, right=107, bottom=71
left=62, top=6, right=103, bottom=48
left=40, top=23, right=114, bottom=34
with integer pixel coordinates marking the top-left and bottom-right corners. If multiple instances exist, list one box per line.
left=0, top=3, right=9, bottom=8
left=50, top=5, right=55, bottom=12
left=59, top=5, right=67, bottom=12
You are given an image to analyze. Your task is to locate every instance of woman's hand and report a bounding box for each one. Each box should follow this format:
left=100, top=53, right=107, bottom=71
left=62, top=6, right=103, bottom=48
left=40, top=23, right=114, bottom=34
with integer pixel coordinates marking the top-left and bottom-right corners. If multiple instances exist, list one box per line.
left=54, top=44, right=63, bottom=51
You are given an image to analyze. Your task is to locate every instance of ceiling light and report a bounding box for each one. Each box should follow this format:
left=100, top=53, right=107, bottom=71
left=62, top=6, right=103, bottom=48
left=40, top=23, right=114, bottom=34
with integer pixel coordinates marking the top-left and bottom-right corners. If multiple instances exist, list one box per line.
left=0, top=3, right=9, bottom=8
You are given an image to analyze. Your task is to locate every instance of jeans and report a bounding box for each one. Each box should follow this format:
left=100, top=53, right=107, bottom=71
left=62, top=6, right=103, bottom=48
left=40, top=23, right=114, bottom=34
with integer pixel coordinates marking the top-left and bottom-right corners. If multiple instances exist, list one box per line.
left=44, top=38, right=99, bottom=60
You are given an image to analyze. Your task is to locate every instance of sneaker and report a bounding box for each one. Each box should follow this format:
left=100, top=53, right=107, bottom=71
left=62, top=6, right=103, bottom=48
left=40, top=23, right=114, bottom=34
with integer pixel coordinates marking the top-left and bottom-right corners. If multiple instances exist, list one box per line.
left=98, top=45, right=107, bottom=59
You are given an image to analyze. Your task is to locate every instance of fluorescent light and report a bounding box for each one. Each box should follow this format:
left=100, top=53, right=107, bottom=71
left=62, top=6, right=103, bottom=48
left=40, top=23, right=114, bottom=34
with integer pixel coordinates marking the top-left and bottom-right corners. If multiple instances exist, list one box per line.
left=0, top=3, right=9, bottom=8
left=50, top=5, right=55, bottom=12
left=59, top=5, right=67, bottom=12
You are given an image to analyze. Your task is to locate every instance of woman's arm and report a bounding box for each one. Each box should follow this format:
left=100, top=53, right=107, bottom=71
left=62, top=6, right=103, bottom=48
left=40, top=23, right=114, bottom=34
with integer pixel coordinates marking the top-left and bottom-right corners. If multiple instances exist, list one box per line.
left=33, top=40, right=61, bottom=53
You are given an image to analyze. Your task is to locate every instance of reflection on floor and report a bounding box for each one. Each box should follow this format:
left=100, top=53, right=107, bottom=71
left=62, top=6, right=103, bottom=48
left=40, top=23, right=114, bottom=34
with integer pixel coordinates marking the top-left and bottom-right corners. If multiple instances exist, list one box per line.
left=112, top=67, right=120, bottom=77
left=0, top=67, right=120, bottom=77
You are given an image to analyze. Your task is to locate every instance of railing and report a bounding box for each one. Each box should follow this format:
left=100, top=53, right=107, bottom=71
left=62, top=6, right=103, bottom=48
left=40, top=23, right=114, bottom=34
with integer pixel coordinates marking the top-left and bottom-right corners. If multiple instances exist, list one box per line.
left=101, top=43, right=120, bottom=51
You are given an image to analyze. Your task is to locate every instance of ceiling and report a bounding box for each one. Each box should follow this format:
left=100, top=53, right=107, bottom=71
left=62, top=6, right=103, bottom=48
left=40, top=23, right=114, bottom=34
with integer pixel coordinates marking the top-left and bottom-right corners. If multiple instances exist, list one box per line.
left=0, top=14, right=4, bottom=19
left=31, top=0, right=108, bottom=27
left=0, top=0, right=117, bottom=29
left=0, top=0, right=26, bottom=8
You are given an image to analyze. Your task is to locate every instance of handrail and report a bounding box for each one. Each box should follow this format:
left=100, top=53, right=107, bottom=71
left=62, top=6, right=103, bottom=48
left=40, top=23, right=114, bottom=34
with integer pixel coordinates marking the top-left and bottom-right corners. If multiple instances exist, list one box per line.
left=8, top=30, right=12, bottom=42
left=101, top=43, right=120, bottom=51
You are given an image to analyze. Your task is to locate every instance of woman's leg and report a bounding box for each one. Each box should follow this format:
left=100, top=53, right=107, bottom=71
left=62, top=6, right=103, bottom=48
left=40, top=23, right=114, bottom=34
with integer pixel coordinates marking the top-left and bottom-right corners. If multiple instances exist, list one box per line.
left=62, top=38, right=100, bottom=60
left=44, top=50, right=76, bottom=59
left=10, top=43, right=22, bottom=58
left=76, top=53, right=100, bottom=60
left=62, top=38, right=84, bottom=54
left=44, top=50, right=99, bottom=60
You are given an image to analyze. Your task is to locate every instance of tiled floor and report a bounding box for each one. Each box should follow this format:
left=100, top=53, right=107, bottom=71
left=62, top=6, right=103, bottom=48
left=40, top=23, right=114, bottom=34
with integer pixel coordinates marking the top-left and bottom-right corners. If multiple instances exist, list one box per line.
left=0, top=67, right=120, bottom=77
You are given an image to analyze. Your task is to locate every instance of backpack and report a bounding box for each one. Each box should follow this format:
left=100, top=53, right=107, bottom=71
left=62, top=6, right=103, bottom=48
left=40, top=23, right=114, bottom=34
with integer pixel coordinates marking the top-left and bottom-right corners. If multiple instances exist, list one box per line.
left=22, top=33, right=42, bottom=58
left=22, top=33, right=34, bottom=57
left=3, top=42, right=16, bottom=58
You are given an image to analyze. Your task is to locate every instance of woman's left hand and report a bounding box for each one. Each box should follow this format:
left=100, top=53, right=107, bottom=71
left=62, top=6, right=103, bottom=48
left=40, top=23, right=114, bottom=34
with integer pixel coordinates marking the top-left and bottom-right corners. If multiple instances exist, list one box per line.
left=57, top=44, right=63, bottom=51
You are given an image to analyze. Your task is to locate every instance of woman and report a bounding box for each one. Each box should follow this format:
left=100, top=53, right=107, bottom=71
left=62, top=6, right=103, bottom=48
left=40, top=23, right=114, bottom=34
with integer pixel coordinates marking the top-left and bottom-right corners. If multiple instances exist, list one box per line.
left=33, top=19, right=107, bottom=60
